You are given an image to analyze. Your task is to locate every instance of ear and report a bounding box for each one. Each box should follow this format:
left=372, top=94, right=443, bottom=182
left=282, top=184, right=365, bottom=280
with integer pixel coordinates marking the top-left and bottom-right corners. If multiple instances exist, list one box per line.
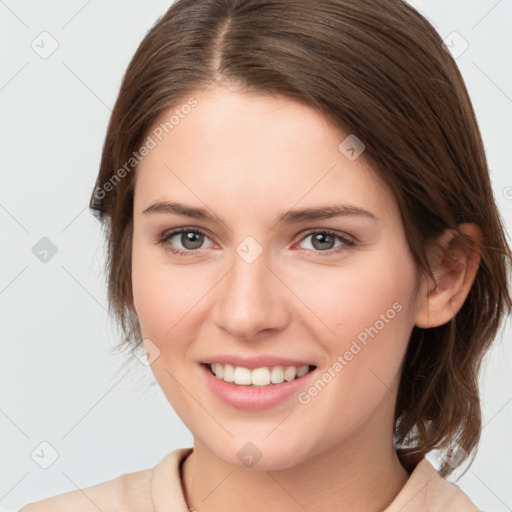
left=414, top=223, right=483, bottom=329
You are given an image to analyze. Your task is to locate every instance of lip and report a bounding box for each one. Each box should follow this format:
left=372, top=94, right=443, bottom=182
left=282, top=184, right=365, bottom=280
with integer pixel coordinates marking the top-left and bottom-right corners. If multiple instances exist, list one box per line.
left=201, top=355, right=315, bottom=370
left=199, top=362, right=318, bottom=410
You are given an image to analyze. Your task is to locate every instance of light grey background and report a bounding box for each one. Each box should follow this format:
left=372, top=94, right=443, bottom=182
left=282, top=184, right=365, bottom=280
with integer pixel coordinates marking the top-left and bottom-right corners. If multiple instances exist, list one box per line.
left=1, top=1, right=511, bottom=510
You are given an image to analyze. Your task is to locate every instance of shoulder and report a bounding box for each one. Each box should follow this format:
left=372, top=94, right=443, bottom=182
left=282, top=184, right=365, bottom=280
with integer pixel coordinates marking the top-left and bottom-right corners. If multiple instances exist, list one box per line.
left=19, top=448, right=193, bottom=512
left=19, top=467, right=153, bottom=512
left=386, top=449, right=480, bottom=512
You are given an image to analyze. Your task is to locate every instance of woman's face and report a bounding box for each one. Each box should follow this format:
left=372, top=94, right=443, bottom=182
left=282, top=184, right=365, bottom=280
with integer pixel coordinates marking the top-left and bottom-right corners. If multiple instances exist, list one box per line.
left=132, top=85, right=422, bottom=470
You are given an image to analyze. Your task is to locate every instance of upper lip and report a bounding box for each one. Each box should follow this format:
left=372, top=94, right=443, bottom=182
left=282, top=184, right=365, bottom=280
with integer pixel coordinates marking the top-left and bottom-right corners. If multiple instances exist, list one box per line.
left=202, top=355, right=316, bottom=370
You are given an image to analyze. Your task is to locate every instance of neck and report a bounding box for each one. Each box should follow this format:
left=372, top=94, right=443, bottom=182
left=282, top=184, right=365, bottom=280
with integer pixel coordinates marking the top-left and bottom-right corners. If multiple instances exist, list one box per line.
left=181, top=418, right=410, bottom=512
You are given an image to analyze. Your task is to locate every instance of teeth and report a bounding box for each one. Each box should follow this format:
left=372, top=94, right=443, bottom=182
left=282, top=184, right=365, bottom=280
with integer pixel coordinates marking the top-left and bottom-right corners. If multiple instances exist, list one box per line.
left=270, top=366, right=284, bottom=384
left=251, top=367, right=271, bottom=386
left=296, top=364, right=309, bottom=377
left=284, top=366, right=297, bottom=381
left=210, top=363, right=311, bottom=386
left=233, top=366, right=252, bottom=385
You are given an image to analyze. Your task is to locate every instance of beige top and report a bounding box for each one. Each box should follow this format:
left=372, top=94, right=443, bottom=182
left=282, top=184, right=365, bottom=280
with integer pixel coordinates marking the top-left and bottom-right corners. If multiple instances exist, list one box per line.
left=20, top=447, right=479, bottom=511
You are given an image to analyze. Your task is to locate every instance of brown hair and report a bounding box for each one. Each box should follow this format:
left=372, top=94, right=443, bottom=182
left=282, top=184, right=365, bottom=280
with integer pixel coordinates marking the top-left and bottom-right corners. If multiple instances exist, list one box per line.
left=89, top=0, right=511, bottom=477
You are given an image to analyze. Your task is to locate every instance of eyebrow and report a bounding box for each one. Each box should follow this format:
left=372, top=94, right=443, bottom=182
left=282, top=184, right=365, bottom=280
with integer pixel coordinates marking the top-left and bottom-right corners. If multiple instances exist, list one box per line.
left=141, top=200, right=378, bottom=224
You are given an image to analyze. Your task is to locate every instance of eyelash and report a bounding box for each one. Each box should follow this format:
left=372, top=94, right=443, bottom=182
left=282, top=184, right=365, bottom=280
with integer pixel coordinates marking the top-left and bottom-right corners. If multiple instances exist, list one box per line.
left=158, top=227, right=356, bottom=258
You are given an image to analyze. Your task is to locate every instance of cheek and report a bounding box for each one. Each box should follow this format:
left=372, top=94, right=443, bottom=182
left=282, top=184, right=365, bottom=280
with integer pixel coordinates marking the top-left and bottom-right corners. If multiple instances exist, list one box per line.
left=131, top=244, right=200, bottom=405
left=131, top=238, right=206, bottom=338
left=290, top=254, right=417, bottom=436
left=290, top=255, right=415, bottom=339
left=131, top=244, right=166, bottom=336
left=290, top=249, right=417, bottom=370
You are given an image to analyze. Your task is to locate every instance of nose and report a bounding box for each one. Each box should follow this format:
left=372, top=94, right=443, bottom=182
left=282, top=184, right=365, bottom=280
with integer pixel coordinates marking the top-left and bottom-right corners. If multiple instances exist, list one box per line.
left=212, top=245, right=290, bottom=341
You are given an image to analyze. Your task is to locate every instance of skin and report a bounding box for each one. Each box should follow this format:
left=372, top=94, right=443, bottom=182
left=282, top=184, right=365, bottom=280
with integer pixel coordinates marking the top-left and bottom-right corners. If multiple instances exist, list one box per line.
left=131, top=83, right=482, bottom=512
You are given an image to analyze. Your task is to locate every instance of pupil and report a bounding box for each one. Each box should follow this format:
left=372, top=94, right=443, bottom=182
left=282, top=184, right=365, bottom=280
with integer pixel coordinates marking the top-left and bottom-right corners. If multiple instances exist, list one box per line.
left=313, top=233, right=334, bottom=250
left=182, top=231, right=203, bottom=249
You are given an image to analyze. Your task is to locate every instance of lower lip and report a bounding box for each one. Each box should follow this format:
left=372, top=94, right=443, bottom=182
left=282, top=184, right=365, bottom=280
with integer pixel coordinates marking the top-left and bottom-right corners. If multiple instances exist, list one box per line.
left=199, top=363, right=317, bottom=410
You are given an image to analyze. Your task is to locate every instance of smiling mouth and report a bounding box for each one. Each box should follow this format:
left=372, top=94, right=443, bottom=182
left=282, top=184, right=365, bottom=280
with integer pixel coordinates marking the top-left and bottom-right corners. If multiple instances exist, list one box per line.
left=202, top=362, right=317, bottom=388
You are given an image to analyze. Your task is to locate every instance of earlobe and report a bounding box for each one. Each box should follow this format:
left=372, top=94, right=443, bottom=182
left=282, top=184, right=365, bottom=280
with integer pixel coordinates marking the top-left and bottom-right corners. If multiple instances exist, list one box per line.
left=414, top=223, right=482, bottom=329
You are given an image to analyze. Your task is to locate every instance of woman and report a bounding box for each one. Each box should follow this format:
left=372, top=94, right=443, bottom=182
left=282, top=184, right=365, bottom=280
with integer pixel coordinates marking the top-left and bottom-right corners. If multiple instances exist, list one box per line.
left=21, top=0, right=511, bottom=510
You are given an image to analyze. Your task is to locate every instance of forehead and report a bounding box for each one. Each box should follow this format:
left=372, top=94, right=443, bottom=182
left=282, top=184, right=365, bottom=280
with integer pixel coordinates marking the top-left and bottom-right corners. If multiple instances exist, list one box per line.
left=134, top=86, right=396, bottom=223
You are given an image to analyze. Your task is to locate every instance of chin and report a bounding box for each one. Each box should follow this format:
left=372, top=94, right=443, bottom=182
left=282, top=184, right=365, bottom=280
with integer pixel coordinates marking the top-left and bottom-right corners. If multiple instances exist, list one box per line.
left=206, top=437, right=312, bottom=472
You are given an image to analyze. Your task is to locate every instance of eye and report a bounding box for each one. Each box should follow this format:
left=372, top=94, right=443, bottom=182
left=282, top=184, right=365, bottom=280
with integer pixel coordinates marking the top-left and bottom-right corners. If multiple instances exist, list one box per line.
left=158, top=227, right=356, bottom=258
left=159, top=227, right=213, bottom=256
left=295, top=229, right=355, bottom=257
